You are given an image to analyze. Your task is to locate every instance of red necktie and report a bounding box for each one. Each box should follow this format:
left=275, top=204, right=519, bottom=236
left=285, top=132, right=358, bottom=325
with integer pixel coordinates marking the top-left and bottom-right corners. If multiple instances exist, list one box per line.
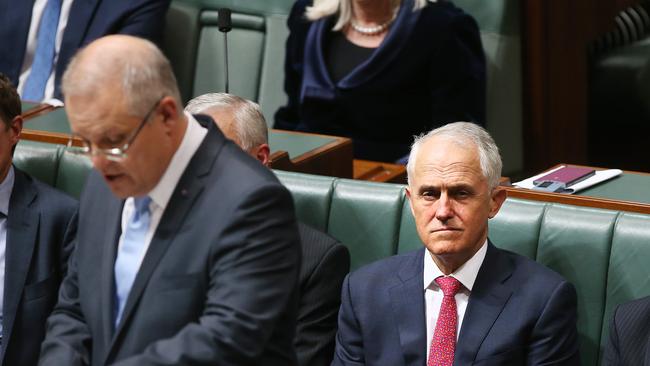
left=427, top=276, right=462, bottom=366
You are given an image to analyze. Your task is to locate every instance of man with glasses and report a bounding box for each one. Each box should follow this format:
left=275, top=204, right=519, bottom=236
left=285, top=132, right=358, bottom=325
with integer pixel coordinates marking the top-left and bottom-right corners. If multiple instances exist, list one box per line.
left=39, top=35, right=302, bottom=365
left=0, top=73, right=77, bottom=366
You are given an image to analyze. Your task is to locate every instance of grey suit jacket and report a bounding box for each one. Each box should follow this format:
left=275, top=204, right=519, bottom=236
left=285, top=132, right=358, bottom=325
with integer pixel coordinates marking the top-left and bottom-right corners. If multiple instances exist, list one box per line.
left=39, top=117, right=302, bottom=365
left=604, top=296, right=650, bottom=366
left=295, top=223, right=349, bottom=366
left=1, top=167, right=78, bottom=366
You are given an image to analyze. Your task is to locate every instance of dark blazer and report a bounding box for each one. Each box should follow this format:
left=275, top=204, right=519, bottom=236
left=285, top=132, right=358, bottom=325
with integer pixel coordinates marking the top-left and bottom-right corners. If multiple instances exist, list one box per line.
left=1, top=168, right=78, bottom=366
left=333, top=243, right=580, bottom=365
left=604, top=296, right=650, bottom=366
left=275, top=0, right=485, bottom=162
left=295, top=223, right=349, bottom=366
left=39, top=117, right=302, bottom=365
left=0, top=0, right=170, bottom=99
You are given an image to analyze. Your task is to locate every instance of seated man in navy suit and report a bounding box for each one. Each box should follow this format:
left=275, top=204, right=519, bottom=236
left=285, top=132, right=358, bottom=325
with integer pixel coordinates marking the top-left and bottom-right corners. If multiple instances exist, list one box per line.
left=0, top=73, right=77, bottom=366
left=185, top=93, right=350, bottom=366
left=0, top=0, right=171, bottom=101
left=333, top=122, right=580, bottom=365
left=604, top=295, right=650, bottom=365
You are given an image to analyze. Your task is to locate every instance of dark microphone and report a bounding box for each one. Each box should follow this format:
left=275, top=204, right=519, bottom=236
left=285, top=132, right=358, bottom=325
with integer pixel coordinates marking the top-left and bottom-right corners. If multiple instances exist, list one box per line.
left=217, top=8, right=232, bottom=93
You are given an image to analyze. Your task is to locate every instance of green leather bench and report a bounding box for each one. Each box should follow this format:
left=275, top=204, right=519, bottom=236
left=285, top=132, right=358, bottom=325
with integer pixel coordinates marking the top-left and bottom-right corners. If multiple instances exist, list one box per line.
left=274, top=170, right=650, bottom=366
left=14, top=141, right=646, bottom=366
left=162, top=0, right=524, bottom=175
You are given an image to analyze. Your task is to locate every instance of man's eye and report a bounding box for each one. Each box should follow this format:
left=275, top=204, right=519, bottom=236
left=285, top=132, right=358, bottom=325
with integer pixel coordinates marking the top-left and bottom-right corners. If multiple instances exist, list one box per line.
left=421, top=191, right=439, bottom=200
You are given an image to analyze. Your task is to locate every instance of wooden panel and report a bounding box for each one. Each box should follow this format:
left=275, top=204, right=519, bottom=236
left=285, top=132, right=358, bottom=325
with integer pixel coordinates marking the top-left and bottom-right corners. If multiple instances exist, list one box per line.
left=353, top=159, right=406, bottom=184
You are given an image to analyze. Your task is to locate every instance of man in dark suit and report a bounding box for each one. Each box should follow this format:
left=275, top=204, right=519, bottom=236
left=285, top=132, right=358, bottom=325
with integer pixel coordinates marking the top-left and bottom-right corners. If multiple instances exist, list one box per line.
left=0, top=73, right=77, bottom=366
left=39, top=36, right=301, bottom=365
left=0, top=0, right=170, bottom=100
left=333, top=122, right=580, bottom=365
left=604, top=296, right=650, bottom=365
left=185, top=93, right=351, bottom=366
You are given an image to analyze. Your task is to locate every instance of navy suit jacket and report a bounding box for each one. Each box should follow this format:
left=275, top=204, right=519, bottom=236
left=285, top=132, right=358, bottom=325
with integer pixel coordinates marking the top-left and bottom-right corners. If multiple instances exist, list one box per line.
left=0, top=167, right=78, bottom=366
left=275, top=0, right=485, bottom=162
left=604, top=296, right=650, bottom=366
left=0, top=0, right=170, bottom=99
left=39, top=117, right=302, bottom=365
left=295, top=223, right=349, bottom=366
left=333, top=243, right=580, bottom=365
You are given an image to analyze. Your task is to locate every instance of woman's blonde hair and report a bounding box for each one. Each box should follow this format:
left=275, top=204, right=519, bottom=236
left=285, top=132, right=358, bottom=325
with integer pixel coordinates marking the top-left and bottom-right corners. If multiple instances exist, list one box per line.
left=305, top=0, right=428, bottom=31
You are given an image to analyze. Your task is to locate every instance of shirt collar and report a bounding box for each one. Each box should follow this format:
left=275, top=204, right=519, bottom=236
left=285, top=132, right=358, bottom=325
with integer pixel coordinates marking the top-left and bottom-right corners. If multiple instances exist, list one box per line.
left=147, top=112, right=207, bottom=211
left=423, top=239, right=488, bottom=291
left=0, top=165, right=15, bottom=216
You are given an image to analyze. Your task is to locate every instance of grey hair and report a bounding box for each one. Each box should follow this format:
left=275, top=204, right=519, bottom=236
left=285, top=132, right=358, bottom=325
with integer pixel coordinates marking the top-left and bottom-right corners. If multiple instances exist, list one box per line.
left=406, top=122, right=502, bottom=189
left=185, top=93, right=268, bottom=152
left=306, top=0, right=428, bottom=31
left=62, top=37, right=182, bottom=117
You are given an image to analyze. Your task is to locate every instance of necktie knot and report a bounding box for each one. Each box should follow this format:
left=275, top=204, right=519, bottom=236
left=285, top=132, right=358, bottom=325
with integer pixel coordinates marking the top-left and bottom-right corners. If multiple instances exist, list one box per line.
left=133, top=196, right=151, bottom=220
left=435, top=276, right=461, bottom=297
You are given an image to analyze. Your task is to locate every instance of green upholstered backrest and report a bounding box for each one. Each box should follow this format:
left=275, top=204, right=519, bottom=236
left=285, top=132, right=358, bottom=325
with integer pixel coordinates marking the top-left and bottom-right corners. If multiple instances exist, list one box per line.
left=13, top=142, right=92, bottom=199
left=274, top=170, right=650, bottom=366
left=274, top=170, right=335, bottom=231
left=451, top=0, right=523, bottom=175
left=165, top=0, right=292, bottom=123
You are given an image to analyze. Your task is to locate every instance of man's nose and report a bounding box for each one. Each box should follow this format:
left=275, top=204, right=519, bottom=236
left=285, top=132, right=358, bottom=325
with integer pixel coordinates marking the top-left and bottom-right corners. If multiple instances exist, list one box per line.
left=435, top=193, right=454, bottom=222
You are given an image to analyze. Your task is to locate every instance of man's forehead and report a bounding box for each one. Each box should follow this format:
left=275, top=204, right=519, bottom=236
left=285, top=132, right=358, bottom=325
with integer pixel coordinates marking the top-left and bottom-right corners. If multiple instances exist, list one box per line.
left=412, top=137, right=485, bottom=183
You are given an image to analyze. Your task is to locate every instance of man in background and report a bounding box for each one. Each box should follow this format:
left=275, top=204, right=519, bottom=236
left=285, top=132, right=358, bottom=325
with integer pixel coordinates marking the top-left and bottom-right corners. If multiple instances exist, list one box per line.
left=0, top=0, right=171, bottom=101
left=39, top=36, right=301, bottom=365
left=0, top=73, right=77, bottom=366
left=333, top=122, right=580, bottom=365
left=604, top=295, right=650, bottom=365
left=186, top=93, right=350, bottom=366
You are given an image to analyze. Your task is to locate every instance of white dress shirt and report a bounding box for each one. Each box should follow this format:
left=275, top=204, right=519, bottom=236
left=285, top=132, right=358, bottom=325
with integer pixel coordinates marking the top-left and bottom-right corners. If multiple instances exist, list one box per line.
left=424, top=240, right=488, bottom=359
left=0, top=166, right=16, bottom=341
left=117, top=113, right=207, bottom=271
left=18, top=0, right=74, bottom=101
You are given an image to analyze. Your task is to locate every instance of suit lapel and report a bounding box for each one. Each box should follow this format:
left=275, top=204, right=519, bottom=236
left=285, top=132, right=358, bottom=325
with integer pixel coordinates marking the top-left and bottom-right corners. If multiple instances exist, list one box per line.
left=453, top=243, right=513, bottom=365
left=389, top=249, right=427, bottom=366
left=99, top=192, right=124, bottom=348
left=106, top=118, right=226, bottom=359
left=1, top=169, right=38, bottom=358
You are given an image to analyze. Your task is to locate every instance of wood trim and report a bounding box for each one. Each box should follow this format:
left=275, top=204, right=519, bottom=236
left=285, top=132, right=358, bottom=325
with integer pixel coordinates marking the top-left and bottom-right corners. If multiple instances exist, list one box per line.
left=353, top=159, right=406, bottom=184
left=21, top=129, right=83, bottom=146
left=20, top=103, right=56, bottom=121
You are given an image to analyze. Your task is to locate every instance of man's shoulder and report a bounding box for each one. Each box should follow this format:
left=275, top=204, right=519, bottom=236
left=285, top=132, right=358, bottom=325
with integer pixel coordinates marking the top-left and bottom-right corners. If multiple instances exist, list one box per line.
left=14, top=168, right=78, bottom=212
left=298, top=222, right=342, bottom=252
left=615, top=295, right=650, bottom=323
left=491, top=244, right=570, bottom=289
left=348, top=249, right=423, bottom=287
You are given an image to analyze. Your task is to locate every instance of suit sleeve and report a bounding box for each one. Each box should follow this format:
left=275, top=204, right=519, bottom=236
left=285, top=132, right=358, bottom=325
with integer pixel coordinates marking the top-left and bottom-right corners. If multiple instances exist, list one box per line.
left=39, top=246, right=93, bottom=366
left=296, top=242, right=350, bottom=366
left=332, top=274, right=365, bottom=366
left=59, top=209, right=78, bottom=277
left=526, top=280, right=581, bottom=365
left=603, top=305, right=622, bottom=366
left=428, top=12, right=486, bottom=126
left=111, top=183, right=301, bottom=365
left=113, top=0, right=171, bottom=46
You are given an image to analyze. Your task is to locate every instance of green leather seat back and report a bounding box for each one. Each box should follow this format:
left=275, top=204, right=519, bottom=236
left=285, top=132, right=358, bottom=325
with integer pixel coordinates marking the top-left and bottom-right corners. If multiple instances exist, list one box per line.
left=488, top=198, right=544, bottom=259
left=168, top=0, right=292, bottom=124
left=453, top=0, right=523, bottom=175
left=13, top=141, right=61, bottom=186
left=397, top=197, right=421, bottom=254
left=536, top=205, right=618, bottom=366
left=275, top=170, right=335, bottom=232
left=601, top=212, right=650, bottom=353
left=329, top=180, right=404, bottom=270
left=57, top=151, right=93, bottom=199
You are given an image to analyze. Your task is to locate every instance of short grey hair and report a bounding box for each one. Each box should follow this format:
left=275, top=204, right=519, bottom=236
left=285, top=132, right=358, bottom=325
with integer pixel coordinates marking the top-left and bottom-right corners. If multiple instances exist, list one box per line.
left=185, top=93, right=268, bottom=151
left=306, top=0, right=428, bottom=31
left=62, top=36, right=182, bottom=117
left=406, top=122, right=502, bottom=189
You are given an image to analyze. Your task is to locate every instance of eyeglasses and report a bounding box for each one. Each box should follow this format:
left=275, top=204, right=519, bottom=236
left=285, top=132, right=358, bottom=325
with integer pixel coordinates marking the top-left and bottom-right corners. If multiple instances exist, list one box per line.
left=67, top=96, right=164, bottom=161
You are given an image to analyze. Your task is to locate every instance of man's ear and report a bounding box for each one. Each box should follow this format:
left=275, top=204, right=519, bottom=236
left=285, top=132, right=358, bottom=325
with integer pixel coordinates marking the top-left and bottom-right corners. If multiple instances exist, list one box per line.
left=488, top=187, right=507, bottom=219
left=255, top=143, right=271, bottom=167
left=405, top=186, right=415, bottom=217
left=159, top=96, right=180, bottom=129
left=10, top=115, right=23, bottom=145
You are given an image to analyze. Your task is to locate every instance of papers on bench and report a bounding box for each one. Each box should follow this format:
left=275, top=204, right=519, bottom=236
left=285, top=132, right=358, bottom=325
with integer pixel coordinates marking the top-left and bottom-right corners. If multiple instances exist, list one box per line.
left=513, top=165, right=622, bottom=194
